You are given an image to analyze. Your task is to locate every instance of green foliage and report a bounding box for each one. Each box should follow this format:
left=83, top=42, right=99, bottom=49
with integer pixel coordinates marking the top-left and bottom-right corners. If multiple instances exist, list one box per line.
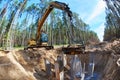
left=104, top=0, right=120, bottom=41
left=0, top=0, right=99, bottom=49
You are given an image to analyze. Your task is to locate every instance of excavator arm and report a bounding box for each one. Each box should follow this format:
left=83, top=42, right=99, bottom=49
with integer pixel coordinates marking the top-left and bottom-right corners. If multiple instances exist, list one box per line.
left=36, top=1, right=72, bottom=43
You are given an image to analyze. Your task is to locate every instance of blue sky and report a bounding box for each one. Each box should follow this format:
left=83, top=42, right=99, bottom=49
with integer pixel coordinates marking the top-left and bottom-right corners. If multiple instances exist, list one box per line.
left=55, top=0, right=106, bottom=41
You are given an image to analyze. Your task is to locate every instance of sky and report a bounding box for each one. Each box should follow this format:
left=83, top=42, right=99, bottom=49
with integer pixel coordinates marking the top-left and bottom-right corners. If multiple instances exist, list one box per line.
left=55, top=0, right=107, bottom=41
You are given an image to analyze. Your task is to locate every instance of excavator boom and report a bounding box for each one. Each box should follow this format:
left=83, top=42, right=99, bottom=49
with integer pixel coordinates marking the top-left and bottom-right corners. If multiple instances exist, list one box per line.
left=36, top=1, right=72, bottom=43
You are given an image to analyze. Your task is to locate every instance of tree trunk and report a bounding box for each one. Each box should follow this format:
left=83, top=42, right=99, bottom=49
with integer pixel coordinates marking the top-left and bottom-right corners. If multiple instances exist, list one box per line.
left=6, top=0, right=27, bottom=50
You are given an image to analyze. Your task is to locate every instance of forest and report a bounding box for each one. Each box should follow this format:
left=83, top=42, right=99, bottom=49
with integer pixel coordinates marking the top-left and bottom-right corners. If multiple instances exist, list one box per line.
left=0, top=0, right=99, bottom=50
left=104, top=0, right=120, bottom=41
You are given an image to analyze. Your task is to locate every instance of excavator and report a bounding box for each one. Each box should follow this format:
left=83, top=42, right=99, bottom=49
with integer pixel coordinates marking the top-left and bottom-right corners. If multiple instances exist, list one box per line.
left=25, top=1, right=85, bottom=54
left=25, top=1, right=72, bottom=50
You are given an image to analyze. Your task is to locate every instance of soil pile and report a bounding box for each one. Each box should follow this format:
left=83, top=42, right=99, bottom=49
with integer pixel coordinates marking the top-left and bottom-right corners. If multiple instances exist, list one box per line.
left=0, top=48, right=59, bottom=80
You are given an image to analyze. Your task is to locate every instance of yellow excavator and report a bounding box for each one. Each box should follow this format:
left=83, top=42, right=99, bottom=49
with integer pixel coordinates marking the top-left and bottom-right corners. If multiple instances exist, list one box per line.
left=25, top=1, right=72, bottom=50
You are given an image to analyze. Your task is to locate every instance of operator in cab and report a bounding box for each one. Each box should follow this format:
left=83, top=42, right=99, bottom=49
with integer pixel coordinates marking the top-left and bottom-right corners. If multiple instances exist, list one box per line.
left=40, top=30, right=48, bottom=46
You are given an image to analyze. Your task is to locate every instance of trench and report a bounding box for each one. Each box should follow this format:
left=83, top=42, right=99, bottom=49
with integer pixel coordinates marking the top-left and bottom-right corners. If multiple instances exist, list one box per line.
left=65, top=52, right=120, bottom=80
left=25, top=47, right=120, bottom=80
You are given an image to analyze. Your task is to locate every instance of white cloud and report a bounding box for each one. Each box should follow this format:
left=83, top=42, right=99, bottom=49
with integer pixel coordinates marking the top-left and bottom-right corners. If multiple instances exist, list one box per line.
left=86, top=0, right=106, bottom=24
left=95, top=23, right=105, bottom=41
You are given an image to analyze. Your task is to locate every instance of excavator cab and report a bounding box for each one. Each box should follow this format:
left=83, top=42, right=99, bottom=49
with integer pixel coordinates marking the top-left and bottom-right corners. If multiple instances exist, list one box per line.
left=39, top=30, right=48, bottom=46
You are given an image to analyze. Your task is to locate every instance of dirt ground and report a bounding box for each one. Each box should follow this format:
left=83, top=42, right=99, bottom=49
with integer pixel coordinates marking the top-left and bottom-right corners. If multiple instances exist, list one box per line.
left=0, top=39, right=120, bottom=80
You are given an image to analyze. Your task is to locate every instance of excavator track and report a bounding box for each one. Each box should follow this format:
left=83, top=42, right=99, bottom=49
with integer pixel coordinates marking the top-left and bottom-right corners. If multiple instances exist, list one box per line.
left=24, top=45, right=54, bottom=50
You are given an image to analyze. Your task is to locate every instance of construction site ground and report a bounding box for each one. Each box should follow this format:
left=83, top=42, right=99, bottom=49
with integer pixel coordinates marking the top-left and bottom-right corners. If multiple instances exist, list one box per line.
left=0, top=39, right=120, bottom=80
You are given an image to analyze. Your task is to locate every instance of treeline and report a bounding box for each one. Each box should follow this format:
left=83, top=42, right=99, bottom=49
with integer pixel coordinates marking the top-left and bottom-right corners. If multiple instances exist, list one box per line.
left=104, top=0, right=120, bottom=41
left=0, top=0, right=99, bottom=50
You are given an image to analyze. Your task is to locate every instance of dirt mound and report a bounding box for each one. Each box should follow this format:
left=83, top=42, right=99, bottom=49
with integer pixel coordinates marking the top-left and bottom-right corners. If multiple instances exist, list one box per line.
left=0, top=51, right=35, bottom=80
left=0, top=48, right=59, bottom=80
left=87, top=39, right=120, bottom=54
